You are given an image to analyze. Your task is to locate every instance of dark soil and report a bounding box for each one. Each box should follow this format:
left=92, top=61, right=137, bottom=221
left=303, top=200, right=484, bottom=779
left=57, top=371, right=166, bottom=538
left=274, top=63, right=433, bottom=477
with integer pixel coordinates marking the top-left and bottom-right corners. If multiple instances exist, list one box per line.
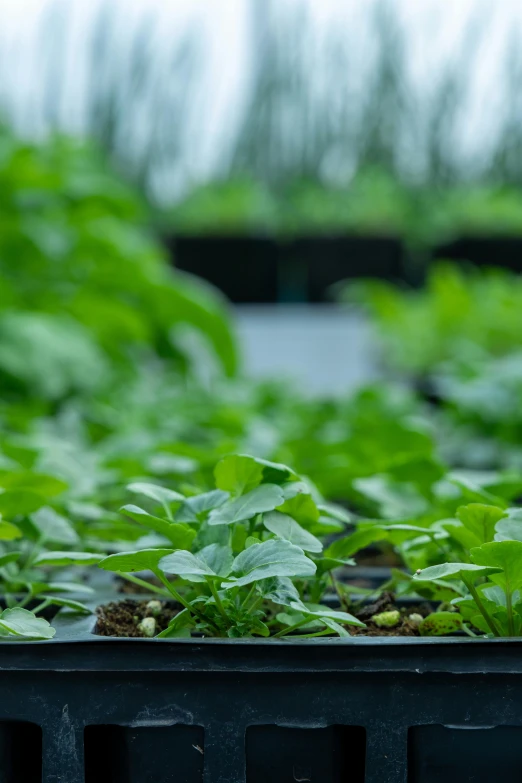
left=348, top=591, right=433, bottom=637
left=94, top=599, right=181, bottom=637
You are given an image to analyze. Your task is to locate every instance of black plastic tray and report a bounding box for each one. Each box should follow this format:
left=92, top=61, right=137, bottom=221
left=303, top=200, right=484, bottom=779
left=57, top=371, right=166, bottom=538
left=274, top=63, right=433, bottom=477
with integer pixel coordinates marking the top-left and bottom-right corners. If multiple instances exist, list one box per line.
left=166, top=235, right=280, bottom=303
left=1, top=590, right=522, bottom=783
left=287, top=235, right=405, bottom=302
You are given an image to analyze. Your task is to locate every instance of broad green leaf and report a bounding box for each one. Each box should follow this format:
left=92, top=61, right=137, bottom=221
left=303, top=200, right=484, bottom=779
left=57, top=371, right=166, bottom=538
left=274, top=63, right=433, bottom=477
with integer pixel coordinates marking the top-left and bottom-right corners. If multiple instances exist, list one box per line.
left=289, top=601, right=365, bottom=628
left=39, top=596, right=91, bottom=614
left=263, top=511, right=323, bottom=553
left=175, top=490, right=229, bottom=523
left=222, top=538, right=316, bottom=588
left=0, top=608, right=55, bottom=640
left=471, top=540, right=522, bottom=594
left=127, top=482, right=185, bottom=506
left=0, top=471, right=67, bottom=498
left=326, top=526, right=387, bottom=560
left=98, top=548, right=174, bottom=573
left=35, top=581, right=95, bottom=595
left=455, top=504, right=505, bottom=547
left=251, top=457, right=298, bottom=484
left=312, top=516, right=345, bottom=535
left=314, top=556, right=355, bottom=575
left=0, top=491, right=46, bottom=517
left=0, top=521, right=22, bottom=540
left=448, top=474, right=507, bottom=508
left=414, top=562, right=503, bottom=582
left=277, top=491, right=319, bottom=526
left=255, top=576, right=301, bottom=608
left=353, top=475, right=428, bottom=519
left=214, top=455, right=263, bottom=495
left=419, top=611, right=463, bottom=636
left=160, top=544, right=233, bottom=583
left=34, top=551, right=102, bottom=567
left=495, top=509, right=522, bottom=542
left=30, top=507, right=79, bottom=545
left=317, top=503, right=351, bottom=525
left=193, top=519, right=231, bottom=549
left=0, top=551, right=21, bottom=567
left=208, top=484, right=285, bottom=526
left=120, top=505, right=196, bottom=548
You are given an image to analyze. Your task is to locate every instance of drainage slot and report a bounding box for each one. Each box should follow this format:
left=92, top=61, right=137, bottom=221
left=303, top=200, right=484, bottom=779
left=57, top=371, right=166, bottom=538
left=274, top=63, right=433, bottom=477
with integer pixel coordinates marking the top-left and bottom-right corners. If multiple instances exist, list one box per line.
left=84, top=724, right=204, bottom=783
left=0, top=720, right=42, bottom=783
left=409, top=724, right=522, bottom=783
left=246, top=724, right=365, bottom=783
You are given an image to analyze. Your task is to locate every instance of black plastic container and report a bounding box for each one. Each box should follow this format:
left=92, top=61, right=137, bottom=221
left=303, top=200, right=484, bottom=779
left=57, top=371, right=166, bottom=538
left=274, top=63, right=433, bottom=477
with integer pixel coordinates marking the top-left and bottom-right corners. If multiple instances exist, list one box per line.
left=2, top=601, right=522, bottom=783
left=287, top=235, right=405, bottom=303
left=166, top=235, right=279, bottom=303
left=432, top=235, right=522, bottom=273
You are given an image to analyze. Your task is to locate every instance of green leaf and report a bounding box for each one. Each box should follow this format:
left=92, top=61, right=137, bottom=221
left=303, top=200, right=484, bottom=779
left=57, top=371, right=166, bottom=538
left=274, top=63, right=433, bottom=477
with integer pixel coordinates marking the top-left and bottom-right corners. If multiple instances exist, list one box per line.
left=251, top=457, right=298, bottom=484
left=0, top=491, right=46, bottom=517
left=160, top=544, right=233, bottom=583
left=471, top=540, right=522, bottom=594
left=353, top=475, right=428, bottom=519
left=290, top=602, right=365, bottom=628
left=277, top=491, right=319, bottom=526
left=255, top=576, right=301, bottom=608
left=30, top=507, right=79, bottom=545
left=0, top=521, right=22, bottom=540
left=34, top=551, right=102, bottom=567
left=127, top=482, right=185, bottom=506
left=39, top=596, right=91, bottom=615
left=419, top=611, right=463, bottom=636
left=414, top=562, right=503, bottom=582
left=449, top=474, right=507, bottom=508
left=263, top=511, right=323, bottom=553
left=326, top=526, right=387, bottom=560
left=120, top=505, right=196, bottom=548
left=0, top=471, right=67, bottom=498
left=0, top=608, right=55, bottom=640
left=453, top=504, right=505, bottom=547
left=98, top=549, right=174, bottom=573
left=214, top=455, right=263, bottom=495
left=175, top=490, right=229, bottom=523
left=222, top=538, right=316, bottom=588
left=0, top=551, right=21, bottom=567
left=208, top=484, right=285, bottom=526
left=495, top=509, right=522, bottom=542
left=317, top=503, right=351, bottom=525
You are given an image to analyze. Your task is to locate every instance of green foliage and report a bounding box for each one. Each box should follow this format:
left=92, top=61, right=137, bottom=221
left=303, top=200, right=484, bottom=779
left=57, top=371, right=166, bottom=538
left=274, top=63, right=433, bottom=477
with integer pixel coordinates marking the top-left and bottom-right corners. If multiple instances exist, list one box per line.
left=0, top=126, right=238, bottom=401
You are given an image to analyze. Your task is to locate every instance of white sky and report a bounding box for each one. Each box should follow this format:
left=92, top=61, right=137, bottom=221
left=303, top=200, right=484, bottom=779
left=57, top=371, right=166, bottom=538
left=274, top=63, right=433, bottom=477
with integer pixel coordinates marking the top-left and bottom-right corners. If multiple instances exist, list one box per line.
left=0, top=0, right=520, bottom=195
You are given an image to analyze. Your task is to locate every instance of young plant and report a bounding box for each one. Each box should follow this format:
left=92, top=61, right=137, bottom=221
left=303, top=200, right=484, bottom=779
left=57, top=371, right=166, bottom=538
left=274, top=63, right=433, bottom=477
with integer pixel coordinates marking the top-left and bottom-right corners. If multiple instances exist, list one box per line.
left=98, top=454, right=364, bottom=638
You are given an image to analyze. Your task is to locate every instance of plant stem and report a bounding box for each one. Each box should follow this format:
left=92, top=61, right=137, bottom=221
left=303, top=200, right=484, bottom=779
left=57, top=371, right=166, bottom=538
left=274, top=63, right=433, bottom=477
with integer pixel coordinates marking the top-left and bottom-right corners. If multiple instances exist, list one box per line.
left=117, top=572, right=171, bottom=598
left=248, top=596, right=263, bottom=614
left=464, top=576, right=502, bottom=637
left=273, top=617, right=311, bottom=637
left=152, top=569, right=219, bottom=630
left=462, top=623, right=479, bottom=638
left=240, top=583, right=257, bottom=611
left=32, top=599, right=51, bottom=614
left=506, top=588, right=515, bottom=637
left=207, top=580, right=229, bottom=624
left=329, top=571, right=347, bottom=610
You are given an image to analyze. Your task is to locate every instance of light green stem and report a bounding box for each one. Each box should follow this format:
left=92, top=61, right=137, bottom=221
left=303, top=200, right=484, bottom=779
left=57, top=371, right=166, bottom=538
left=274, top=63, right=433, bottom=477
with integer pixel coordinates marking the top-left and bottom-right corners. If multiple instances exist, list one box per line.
left=240, top=583, right=257, bottom=611
left=116, top=571, right=171, bottom=598
left=274, top=617, right=311, bottom=638
left=208, top=580, right=229, bottom=624
left=464, top=576, right=501, bottom=637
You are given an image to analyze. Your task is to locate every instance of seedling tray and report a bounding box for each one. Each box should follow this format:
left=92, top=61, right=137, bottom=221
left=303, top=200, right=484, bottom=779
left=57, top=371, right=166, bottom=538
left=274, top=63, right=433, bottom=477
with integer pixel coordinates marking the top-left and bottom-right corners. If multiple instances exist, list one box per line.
left=2, top=598, right=522, bottom=783
left=166, top=235, right=280, bottom=303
